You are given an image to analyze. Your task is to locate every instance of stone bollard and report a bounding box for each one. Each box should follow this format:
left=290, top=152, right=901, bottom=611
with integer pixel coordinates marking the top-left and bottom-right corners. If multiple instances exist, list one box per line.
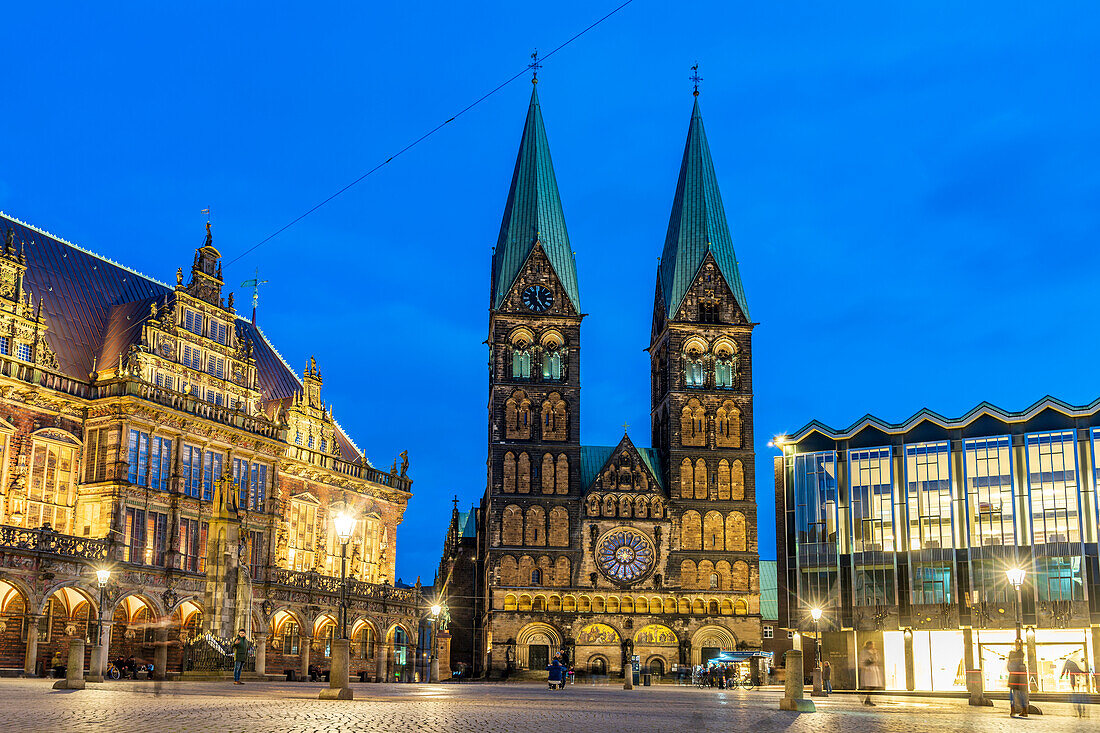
left=53, top=638, right=87, bottom=690
left=779, top=649, right=815, bottom=712
left=319, top=639, right=353, bottom=700
left=86, top=644, right=105, bottom=683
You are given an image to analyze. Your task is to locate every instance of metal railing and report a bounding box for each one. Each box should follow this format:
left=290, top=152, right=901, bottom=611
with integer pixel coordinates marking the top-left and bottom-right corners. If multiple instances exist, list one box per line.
left=0, top=524, right=109, bottom=560
left=182, top=633, right=255, bottom=672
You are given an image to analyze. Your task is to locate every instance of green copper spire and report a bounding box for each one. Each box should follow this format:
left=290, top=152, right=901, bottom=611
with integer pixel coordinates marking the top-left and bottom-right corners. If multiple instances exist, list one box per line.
left=658, top=97, right=749, bottom=320
left=490, top=85, right=580, bottom=311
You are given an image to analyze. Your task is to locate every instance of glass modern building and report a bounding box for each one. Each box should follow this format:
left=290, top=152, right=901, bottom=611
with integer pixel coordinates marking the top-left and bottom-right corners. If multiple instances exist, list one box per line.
left=774, top=397, right=1100, bottom=694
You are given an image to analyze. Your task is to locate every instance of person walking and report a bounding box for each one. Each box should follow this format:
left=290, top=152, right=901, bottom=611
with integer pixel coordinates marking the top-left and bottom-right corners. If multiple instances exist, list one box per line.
left=1060, top=656, right=1087, bottom=718
left=231, top=628, right=250, bottom=685
left=822, top=660, right=832, bottom=695
left=859, top=641, right=883, bottom=706
left=1007, top=641, right=1028, bottom=718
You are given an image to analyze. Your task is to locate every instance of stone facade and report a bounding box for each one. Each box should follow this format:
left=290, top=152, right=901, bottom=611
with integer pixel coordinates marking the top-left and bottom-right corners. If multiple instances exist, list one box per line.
left=467, top=90, right=762, bottom=679
left=0, top=214, right=422, bottom=680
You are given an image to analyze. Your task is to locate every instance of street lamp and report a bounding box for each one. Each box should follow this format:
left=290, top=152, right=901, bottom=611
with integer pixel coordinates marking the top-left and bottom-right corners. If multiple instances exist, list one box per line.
left=320, top=510, right=356, bottom=701
left=333, top=512, right=356, bottom=641
left=810, top=607, right=823, bottom=696
left=1006, top=567, right=1026, bottom=643
left=429, top=603, right=442, bottom=683
left=95, top=568, right=111, bottom=641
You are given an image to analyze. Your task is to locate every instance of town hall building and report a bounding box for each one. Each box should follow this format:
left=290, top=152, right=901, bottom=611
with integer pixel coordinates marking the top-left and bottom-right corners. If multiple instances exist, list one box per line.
left=453, top=79, right=763, bottom=678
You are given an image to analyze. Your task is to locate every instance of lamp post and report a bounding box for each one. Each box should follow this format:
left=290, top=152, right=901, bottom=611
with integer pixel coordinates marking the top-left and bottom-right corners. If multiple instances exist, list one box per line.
left=320, top=511, right=356, bottom=700
left=429, top=603, right=442, bottom=683
left=87, top=568, right=111, bottom=683
left=809, top=607, right=823, bottom=696
left=1006, top=567, right=1026, bottom=643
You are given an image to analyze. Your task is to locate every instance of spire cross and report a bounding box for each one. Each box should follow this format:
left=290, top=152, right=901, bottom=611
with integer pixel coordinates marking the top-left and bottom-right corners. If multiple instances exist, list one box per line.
left=529, top=49, right=542, bottom=84
left=690, top=63, right=702, bottom=96
left=623, top=422, right=630, bottom=434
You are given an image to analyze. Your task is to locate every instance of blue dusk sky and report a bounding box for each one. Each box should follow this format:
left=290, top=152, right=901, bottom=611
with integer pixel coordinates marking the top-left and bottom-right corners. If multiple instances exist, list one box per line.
left=1, top=3, right=1098, bottom=582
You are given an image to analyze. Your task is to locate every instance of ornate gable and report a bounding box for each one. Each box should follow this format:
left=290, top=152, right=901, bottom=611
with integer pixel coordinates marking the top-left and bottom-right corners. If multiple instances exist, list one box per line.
left=496, top=240, right=579, bottom=318
left=672, top=251, right=748, bottom=325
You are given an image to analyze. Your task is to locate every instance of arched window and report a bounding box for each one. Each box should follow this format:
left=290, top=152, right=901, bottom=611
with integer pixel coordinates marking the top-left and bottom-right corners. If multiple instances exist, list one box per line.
left=502, top=452, right=517, bottom=493
left=685, top=348, right=705, bottom=387
left=714, top=342, right=736, bottom=388
left=680, top=511, right=702, bottom=551
left=525, top=505, right=546, bottom=546
left=549, top=507, right=569, bottom=546
left=680, top=399, right=706, bottom=447
left=699, top=300, right=719, bottom=323
left=531, top=568, right=542, bottom=585
left=512, top=345, right=531, bottom=379
left=502, top=505, right=523, bottom=545
left=680, top=559, right=697, bottom=589
left=694, top=459, right=708, bottom=500
left=517, top=453, right=531, bottom=494
left=541, top=393, right=568, bottom=441
left=726, top=511, right=747, bottom=552
left=680, top=458, right=693, bottom=499
left=709, top=573, right=719, bottom=589
left=505, top=390, right=532, bottom=440
left=717, top=459, right=731, bottom=500
left=541, top=348, right=562, bottom=380
left=732, top=460, right=745, bottom=501
left=715, top=400, right=741, bottom=448
left=704, top=511, right=724, bottom=550
left=542, top=453, right=555, bottom=494
left=555, top=454, right=569, bottom=495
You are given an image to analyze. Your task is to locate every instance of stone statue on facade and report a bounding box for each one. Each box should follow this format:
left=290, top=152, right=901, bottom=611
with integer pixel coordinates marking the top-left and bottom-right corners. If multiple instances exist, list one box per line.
left=176, top=267, right=183, bottom=286
left=399, top=451, right=408, bottom=477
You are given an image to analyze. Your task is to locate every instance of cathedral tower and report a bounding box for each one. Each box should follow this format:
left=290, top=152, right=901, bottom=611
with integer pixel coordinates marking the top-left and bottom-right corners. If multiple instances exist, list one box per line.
left=483, top=83, right=584, bottom=670
left=650, top=94, right=760, bottom=626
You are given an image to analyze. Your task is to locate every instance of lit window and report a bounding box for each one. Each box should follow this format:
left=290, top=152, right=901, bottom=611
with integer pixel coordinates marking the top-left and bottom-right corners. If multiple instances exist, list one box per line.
left=684, top=349, right=704, bottom=387
left=0, top=336, right=8, bottom=355
left=763, top=625, right=773, bottom=639
left=709, top=573, right=719, bottom=589
left=787, top=630, right=794, bottom=639
left=541, top=349, right=562, bottom=380
left=531, top=569, right=542, bottom=585
left=16, top=343, right=31, bottom=362
left=295, top=432, right=302, bottom=445
left=320, top=438, right=327, bottom=452
left=308, top=435, right=315, bottom=449
left=512, top=345, right=531, bottom=379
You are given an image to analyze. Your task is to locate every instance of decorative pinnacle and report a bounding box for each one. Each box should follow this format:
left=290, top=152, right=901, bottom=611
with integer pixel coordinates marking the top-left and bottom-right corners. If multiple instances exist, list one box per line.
left=690, top=63, right=702, bottom=96
left=529, top=49, right=542, bottom=84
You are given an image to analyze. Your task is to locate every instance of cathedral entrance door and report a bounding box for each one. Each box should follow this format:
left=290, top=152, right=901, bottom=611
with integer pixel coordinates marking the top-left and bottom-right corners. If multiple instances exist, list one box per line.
left=700, top=647, right=721, bottom=665
left=529, top=645, right=550, bottom=670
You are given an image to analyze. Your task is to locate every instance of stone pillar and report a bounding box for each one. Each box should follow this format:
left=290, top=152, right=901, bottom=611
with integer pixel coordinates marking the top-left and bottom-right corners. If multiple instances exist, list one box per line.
left=438, top=631, right=452, bottom=679
left=22, top=615, right=42, bottom=677
left=1092, top=627, right=1100, bottom=694
left=319, top=639, right=353, bottom=700
left=52, top=638, right=86, bottom=689
left=254, top=633, right=268, bottom=677
left=779, top=649, right=816, bottom=712
left=299, top=636, right=312, bottom=680
left=963, top=628, right=991, bottom=706
left=904, top=630, right=915, bottom=691
left=375, top=641, right=387, bottom=682
left=153, top=627, right=169, bottom=681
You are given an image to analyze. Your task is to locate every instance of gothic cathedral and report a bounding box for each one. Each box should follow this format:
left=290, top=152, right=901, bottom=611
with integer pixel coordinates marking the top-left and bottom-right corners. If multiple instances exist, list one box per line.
left=479, top=82, right=760, bottom=678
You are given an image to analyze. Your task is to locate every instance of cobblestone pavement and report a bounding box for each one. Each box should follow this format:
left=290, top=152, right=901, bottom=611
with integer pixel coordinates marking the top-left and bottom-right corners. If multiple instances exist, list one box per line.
left=0, top=679, right=1092, bottom=733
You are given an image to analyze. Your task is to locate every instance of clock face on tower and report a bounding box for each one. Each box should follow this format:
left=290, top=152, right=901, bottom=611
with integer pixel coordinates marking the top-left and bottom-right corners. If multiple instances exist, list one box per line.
left=521, top=285, right=553, bottom=312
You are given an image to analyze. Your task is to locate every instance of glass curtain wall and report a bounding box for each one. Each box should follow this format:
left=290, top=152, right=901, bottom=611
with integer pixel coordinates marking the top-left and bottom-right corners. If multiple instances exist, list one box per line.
left=1025, top=431, right=1080, bottom=545
left=963, top=436, right=1016, bottom=604
left=789, top=451, right=840, bottom=612
left=848, top=447, right=896, bottom=607
left=905, top=442, right=954, bottom=605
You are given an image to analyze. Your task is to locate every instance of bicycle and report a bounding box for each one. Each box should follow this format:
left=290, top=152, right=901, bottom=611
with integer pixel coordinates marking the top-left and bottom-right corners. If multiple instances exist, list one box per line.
left=728, top=674, right=755, bottom=691
left=105, top=662, right=121, bottom=680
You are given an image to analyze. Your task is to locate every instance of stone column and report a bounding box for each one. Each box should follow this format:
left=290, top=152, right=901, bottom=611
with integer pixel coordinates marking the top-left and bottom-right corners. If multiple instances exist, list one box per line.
left=153, top=627, right=169, bottom=681
left=779, top=649, right=816, bottom=712
left=52, top=638, right=86, bottom=690
left=254, top=633, right=268, bottom=677
left=904, top=630, right=915, bottom=691
left=1092, top=627, right=1100, bottom=695
left=299, top=636, right=312, bottom=681
left=438, top=632, right=452, bottom=679
left=375, top=640, right=387, bottom=682
left=22, top=615, right=42, bottom=677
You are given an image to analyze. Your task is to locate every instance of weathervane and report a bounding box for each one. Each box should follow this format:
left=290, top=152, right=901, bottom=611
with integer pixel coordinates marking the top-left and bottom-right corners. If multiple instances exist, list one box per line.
left=529, top=49, right=542, bottom=84
left=691, top=63, right=702, bottom=96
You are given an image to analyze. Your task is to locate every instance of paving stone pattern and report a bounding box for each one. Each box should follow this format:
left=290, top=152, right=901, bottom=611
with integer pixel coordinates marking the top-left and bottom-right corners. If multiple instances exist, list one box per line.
left=0, top=679, right=1091, bottom=733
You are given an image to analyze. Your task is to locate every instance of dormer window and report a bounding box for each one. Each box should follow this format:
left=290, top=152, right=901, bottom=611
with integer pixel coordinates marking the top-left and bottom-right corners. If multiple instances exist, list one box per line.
left=184, top=309, right=204, bottom=337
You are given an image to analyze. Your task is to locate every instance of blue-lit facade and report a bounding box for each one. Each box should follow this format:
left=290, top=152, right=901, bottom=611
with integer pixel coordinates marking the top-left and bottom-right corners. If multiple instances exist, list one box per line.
left=775, top=398, right=1100, bottom=693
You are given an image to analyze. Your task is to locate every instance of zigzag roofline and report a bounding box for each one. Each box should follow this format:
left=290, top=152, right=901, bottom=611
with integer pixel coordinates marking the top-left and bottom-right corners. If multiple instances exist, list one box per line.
left=787, top=395, right=1100, bottom=443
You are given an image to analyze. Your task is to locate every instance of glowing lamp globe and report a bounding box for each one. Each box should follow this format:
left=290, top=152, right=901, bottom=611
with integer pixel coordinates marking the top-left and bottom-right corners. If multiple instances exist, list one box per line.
left=333, top=512, right=356, bottom=544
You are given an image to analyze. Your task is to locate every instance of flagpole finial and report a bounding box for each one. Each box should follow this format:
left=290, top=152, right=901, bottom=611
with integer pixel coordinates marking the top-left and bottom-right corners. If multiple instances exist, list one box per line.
left=529, top=50, right=542, bottom=85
